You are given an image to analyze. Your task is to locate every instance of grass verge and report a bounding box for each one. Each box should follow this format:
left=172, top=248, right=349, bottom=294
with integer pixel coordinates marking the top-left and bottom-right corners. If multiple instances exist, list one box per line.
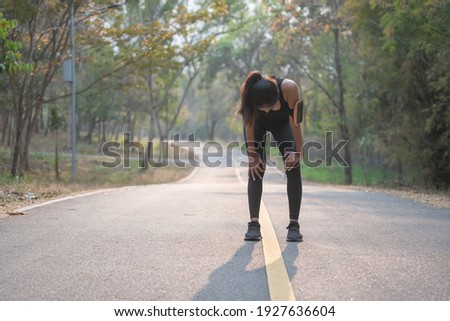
left=0, top=149, right=192, bottom=216
left=269, top=148, right=449, bottom=209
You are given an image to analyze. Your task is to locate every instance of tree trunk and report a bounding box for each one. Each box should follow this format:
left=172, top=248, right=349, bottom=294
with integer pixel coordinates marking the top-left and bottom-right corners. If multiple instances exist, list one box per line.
left=147, top=69, right=157, bottom=143
left=333, top=27, right=352, bottom=185
left=85, top=115, right=96, bottom=144
left=98, top=121, right=107, bottom=153
left=11, top=81, right=25, bottom=177
left=114, top=123, right=122, bottom=141
left=11, top=126, right=22, bottom=177
left=55, top=128, right=60, bottom=180
left=1, top=109, right=10, bottom=144
left=7, top=113, right=13, bottom=147
left=158, top=68, right=198, bottom=141
left=208, top=119, right=219, bottom=141
left=38, top=108, right=44, bottom=133
left=22, top=100, right=42, bottom=172
left=101, top=120, right=107, bottom=144
left=109, top=122, right=117, bottom=141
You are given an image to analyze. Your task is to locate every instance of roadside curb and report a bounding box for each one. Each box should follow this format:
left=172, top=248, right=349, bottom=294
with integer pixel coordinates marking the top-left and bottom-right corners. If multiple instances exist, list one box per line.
left=12, top=167, right=198, bottom=215
left=14, top=189, right=112, bottom=214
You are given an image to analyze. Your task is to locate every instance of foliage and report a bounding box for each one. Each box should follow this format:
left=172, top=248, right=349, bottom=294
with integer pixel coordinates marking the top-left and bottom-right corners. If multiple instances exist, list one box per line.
left=48, top=104, right=66, bottom=131
left=0, top=12, right=33, bottom=73
left=345, top=0, right=450, bottom=188
left=0, top=0, right=228, bottom=176
left=268, top=0, right=354, bottom=184
left=0, top=0, right=448, bottom=189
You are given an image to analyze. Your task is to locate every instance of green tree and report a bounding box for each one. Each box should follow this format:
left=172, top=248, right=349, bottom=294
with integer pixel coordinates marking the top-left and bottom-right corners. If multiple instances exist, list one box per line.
left=200, top=1, right=277, bottom=141
left=1, top=1, right=72, bottom=177
left=1, top=0, right=227, bottom=176
left=204, top=1, right=272, bottom=87
left=195, top=70, right=236, bottom=140
left=0, top=12, right=34, bottom=151
left=118, top=0, right=228, bottom=142
left=346, top=0, right=450, bottom=188
left=0, top=12, right=33, bottom=73
left=270, top=0, right=354, bottom=184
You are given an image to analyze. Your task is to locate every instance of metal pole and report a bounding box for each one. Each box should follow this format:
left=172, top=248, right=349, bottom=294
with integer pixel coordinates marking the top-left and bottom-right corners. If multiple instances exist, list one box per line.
left=70, top=0, right=77, bottom=183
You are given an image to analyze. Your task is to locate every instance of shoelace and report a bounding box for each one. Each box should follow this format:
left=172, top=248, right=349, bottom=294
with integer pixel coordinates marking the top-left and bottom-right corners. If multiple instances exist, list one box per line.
left=286, top=223, right=299, bottom=230
left=249, top=222, right=260, bottom=228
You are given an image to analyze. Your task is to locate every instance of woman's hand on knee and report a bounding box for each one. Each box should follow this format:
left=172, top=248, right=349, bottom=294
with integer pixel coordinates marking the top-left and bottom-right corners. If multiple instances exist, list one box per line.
left=284, top=151, right=301, bottom=171
left=248, top=152, right=265, bottom=180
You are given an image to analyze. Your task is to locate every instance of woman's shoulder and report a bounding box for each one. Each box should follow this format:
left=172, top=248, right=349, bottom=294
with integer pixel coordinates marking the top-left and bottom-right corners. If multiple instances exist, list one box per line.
left=280, top=78, right=298, bottom=90
left=280, top=78, right=300, bottom=106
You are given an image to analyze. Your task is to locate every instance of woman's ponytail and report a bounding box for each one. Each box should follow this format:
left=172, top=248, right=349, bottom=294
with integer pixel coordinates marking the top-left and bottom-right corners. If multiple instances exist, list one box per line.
left=237, top=70, right=263, bottom=125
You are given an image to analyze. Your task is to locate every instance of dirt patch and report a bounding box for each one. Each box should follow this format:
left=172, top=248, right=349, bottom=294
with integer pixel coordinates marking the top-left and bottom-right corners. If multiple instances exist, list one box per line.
left=0, top=166, right=193, bottom=218
left=0, top=189, right=87, bottom=218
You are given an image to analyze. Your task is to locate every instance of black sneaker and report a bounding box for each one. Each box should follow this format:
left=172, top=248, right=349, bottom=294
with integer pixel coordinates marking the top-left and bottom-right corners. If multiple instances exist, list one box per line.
left=286, top=222, right=303, bottom=242
left=244, top=221, right=262, bottom=241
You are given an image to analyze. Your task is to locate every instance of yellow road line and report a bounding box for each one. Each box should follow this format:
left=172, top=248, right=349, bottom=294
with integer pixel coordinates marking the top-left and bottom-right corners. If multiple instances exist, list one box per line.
left=234, top=164, right=296, bottom=301
left=259, top=199, right=296, bottom=301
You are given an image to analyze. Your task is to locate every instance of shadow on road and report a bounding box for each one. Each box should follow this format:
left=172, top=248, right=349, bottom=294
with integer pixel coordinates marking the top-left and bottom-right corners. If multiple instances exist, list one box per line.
left=283, top=243, right=300, bottom=281
left=193, top=241, right=301, bottom=301
left=193, top=242, right=269, bottom=301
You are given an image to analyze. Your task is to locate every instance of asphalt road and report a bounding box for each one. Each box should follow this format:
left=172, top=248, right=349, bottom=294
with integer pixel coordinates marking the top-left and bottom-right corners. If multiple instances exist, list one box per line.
left=0, top=161, right=449, bottom=300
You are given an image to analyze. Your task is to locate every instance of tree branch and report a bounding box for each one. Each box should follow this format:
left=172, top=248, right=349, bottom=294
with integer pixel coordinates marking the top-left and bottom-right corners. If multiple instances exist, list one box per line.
left=289, top=54, right=339, bottom=110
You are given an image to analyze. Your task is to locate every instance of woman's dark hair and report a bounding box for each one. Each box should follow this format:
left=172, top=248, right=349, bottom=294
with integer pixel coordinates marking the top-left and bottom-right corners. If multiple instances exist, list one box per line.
left=237, top=70, right=279, bottom=125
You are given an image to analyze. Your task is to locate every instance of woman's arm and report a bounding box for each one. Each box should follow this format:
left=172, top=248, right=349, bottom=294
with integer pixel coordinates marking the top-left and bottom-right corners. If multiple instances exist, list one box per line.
left=282, top=79, right=304, bottom=170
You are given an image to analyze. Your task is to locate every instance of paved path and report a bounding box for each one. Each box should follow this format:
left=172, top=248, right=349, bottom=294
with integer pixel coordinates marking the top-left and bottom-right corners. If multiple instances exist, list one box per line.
left=0, top=162, right=449, bottom=300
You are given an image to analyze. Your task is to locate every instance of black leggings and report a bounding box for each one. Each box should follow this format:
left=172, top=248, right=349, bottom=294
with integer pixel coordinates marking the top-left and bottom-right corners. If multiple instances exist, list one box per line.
left=245, top=119, right=302, bottom=220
